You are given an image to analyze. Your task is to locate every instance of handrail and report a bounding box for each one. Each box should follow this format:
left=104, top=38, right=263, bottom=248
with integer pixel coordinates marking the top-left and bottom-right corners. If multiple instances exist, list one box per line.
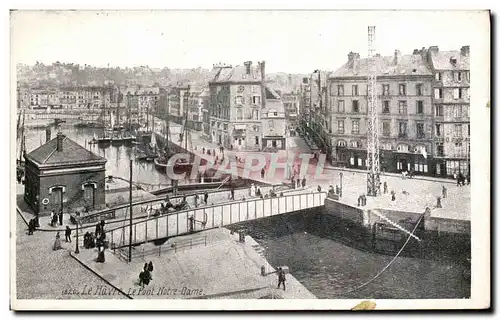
left=107, top=191, right=327, bottom=234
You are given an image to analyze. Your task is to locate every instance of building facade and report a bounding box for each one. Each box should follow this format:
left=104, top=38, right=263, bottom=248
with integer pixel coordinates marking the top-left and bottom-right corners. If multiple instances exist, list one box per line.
left=427, top=46, right=470, bottom=177
left=282, top=92, right=300, bottom=136
left=209, top=61, right=266, bottom=150
left=261, top=87, right=286, bottom=150
left=328, top=50, right=434, bottom=175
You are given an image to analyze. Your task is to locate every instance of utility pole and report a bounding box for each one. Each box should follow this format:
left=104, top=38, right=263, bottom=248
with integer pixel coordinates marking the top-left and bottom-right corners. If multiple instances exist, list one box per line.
left=366, top=26, right=381, bottom=196
left=128, top=159, right=133, bottom=262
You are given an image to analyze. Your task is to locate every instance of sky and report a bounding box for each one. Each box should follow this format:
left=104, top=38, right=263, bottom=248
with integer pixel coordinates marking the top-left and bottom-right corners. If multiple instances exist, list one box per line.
left=10, top=10, right=488, bottom=74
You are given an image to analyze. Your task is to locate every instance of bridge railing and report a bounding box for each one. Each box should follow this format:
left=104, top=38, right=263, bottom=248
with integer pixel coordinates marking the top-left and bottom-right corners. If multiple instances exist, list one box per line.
left=109, top=191, right=327, bottom=250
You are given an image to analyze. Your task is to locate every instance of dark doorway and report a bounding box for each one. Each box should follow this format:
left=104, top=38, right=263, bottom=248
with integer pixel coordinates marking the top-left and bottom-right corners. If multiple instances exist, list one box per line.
left=84, top=184, right=95, bottom=209
left=51, top=187, right=64, bottom=213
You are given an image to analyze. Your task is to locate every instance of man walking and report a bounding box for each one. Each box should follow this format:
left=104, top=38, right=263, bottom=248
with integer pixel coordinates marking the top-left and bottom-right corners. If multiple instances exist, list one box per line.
left=442, top=185, right=447, bottom=199
left=261, top=167, right=265, bottom=179
left=204, top=191, right=209, bottom=205
left=230, top=187, right=235, bottom=200
left=65, top=226, right=72, bottom=243
left=383, top=181, right=388, bottom=194
left=277, top=267, right=286, bottom=291
left=58, top=210, right=63, bottom=226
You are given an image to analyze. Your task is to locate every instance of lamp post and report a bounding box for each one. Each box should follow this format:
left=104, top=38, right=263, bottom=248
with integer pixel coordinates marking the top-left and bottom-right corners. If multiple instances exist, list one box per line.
left=339, top=172, right=343, bottom=198
left=74, top=214, right=80, bottom=254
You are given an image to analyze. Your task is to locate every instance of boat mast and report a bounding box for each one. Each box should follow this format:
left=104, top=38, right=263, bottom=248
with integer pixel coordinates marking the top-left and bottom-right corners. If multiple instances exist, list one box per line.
left=165, top=91, right=169, bottom=153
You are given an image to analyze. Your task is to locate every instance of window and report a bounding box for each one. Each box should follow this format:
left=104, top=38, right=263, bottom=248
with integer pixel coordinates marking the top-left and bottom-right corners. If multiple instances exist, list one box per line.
left=436, top=124, right=442, bottom=137
left=337, top=100, right=345, bottom=113
left=434, top=88, right=442, bottom=99
left=437, top=144, right=444, bottom=156
left=454, top=105, right=462, bottom=118
left=273, top=111, right=278, bottom=116
left=252, top=96, right=261, bottom=104
left=468, top=124, right=470, bottom=136
left=352, top=119, right=359, bottom=134
left=352, top=85, right=358, bottom=96
left=252, top=109, right=259, bottom=120
left=397, top=144, right=409, bottom=152
left=453, top=89, right=459, bottom=99
left=352, top=100, right=359, bottom=113
left=415, top=83, right=423, bottom=96
left=382, top=121, right=390, bottom=137
left=338, top=120, right=344, bottom=133
left=458, top=88, right=463, bottom=99
left=416, top=101, right=424, bottom=114
left=255, top=136, right=259, bottom=145
left=268, top=120, right=274, bottom=128
left=235, top=96, right=244, bottom=105
left=338, top=85, right=344, bottom=96
left=398, top=101, right=407, bottom=114
left=457, top=72, right=462, bottom=81
left=383, top=101, right=390, bottom=113
left=236, top=108, right=243, bottom=120
left=454, top=124, right=462, bottom=137
left=416, top=123, right=425, bottom=139
left=398, top=122, right=408, bottom=138
left=351, top=141, right=359, bottom=148
left=382, top=84, right=389, bottom=96
left=337, top=140, right=347, bottom=147
left=399, top=84, right=406, bottom=95
left=435, top=105, right=443, bottom=116
left=466, top=71, right=470, bottom=81
left=435, top=72, right=442, bottom=81
left=383, top=143, right=392, bottom=150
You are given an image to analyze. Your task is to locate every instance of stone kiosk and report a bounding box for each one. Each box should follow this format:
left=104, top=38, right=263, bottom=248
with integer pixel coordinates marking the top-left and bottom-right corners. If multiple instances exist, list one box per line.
left=23, top=132, right=107, bottom=215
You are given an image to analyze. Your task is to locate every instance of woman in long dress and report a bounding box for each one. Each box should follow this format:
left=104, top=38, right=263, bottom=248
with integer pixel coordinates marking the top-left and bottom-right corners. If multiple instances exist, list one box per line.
left=52, top=232, right=62, bottom=251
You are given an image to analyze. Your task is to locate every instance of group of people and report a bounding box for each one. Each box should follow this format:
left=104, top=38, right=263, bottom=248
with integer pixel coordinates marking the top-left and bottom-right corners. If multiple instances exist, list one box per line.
left=454, top=172, right=469, bottom=186
left=401, top=170, right=415, bottom=180
left=27, top=215, right=40, bottom=235
left=50, top=210, right=64, bottom=227
left=357, top=194, right=367, bottom=207
left=290, top=177, right=306, bottom=189
left=139, top=261, right=154, bottom=287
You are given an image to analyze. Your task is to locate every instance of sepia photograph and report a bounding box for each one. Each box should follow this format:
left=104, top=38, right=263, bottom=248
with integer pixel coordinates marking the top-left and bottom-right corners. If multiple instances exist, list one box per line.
left=9, top=8, right=490, bottom=311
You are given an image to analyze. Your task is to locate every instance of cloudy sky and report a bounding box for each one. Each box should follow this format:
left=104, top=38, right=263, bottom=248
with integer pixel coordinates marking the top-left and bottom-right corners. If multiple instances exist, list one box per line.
left=11, top=10, right=488, bottom=73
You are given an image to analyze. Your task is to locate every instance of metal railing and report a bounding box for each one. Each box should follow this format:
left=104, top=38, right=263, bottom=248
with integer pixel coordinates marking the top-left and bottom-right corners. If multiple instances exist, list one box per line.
left=109, top=191, right=327, bottom=249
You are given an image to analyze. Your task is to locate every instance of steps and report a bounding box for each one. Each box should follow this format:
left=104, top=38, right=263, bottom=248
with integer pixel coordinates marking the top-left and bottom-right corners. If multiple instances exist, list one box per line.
left=371, top=210, right=421, bottom=241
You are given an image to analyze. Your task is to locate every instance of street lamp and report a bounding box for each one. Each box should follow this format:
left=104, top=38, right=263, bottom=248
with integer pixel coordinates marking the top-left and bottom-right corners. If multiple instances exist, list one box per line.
left=339, top=172, right=343, bottom=198
left=75, top=214, right=81, bottom=254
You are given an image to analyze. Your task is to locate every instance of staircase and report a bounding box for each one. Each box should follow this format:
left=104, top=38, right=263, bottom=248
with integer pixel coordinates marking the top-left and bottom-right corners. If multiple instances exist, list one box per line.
left=370, top=210, right=421, bottom=241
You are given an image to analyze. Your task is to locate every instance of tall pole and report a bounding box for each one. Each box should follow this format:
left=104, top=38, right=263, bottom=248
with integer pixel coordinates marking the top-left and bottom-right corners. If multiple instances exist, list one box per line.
left=128, top=159, right=133, bottom=262
left=366, top=26, right=381, bottom=196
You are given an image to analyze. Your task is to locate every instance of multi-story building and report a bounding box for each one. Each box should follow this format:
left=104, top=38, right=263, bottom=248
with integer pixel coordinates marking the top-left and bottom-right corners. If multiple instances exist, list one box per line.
left=200, top=89, right=211, bottom=137
left=328, top=50, right=434, bottom=175
left=310, top=70, right=332, bottom=157
left=59, top=87, right=78, bottom=109
left=209, top=61, right=266, bottom=150
left=187, top=88, right=205, bottom=131
left=168, top=84, right=190, bottom=124
left=426, top=46, right=470, bottom=177
left=299, top=77, right=311, bottom=134
left=261, top=87, right=286, bottom=150
left=282, top=92, right=300, bottom=136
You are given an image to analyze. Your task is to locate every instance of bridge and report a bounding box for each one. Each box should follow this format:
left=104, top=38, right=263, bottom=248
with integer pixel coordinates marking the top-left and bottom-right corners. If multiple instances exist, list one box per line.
left=108, top=191, right=327, bottom=258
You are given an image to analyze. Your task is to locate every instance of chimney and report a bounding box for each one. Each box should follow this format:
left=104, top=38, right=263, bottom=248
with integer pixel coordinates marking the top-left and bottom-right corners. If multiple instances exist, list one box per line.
left=45, top=127, right=51, bottom=143
left=428, top=46, right=439, bottom=53
left=347, top=52, right=360, bottom=69
left=394, top=50, right=401, bottom=65
left=413, top=49, right=420, bottom=55
left=244, top=61, right=252, bottom=75
left=56, top=132, right=64, bottom=152
left=461, top=45, right=470, bottom=57
left=259, top=61, right=266, bottom=82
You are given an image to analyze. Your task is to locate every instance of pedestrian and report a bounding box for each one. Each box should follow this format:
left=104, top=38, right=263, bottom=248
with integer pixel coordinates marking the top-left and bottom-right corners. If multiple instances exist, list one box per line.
left=96, top=246, right=105, bottom=263
left=204, top=191, right=208, bottom=204
left=50, top=210, right=55, bottom=227
left=291, top=177, right=295, bottom=189
left=277, top=267, right=286, bottom=291
left=362, top=195, right=367, bottom=206
left=391, top=190, right=396, bottom=202
left=230, top=187, right=235, bottom=200
left=202, top=147, right=205, bottom=154
left=250, top=183, right=256, bottom=197
left=317, top=185, right=322, bottom=192
left=95, top=222, right=101, bottom=238
left=357, top=196, right=361, bottom=207
left=148, top=261, right=154, bottom=273
left=383, top=182, right=388, bottom=194
left=261, top=167, right=265, bottom=179
left=336, top=185, right=340, bottom=195
left=194, top=194, right=199, bottom=208
left=34, top=214, right=40, bottom=228
left=256, top=187, right=262, bottom=197
left=58, top=210, right=63, bottom=226
left=442, top=185, right=447, bottom=198
left=436, top=196, right=442, bottom=208
left=65, top=226, right=72, bottom=243
left=52, top=232, right=62, bottom=251
left=27, top=219, right=34, bottom=235
left=301, top=177, right=306, bottom=188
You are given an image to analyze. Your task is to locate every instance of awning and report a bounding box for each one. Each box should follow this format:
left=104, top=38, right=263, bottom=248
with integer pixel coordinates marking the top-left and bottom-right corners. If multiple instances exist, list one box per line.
left=234, top=124, right=247, bottom=130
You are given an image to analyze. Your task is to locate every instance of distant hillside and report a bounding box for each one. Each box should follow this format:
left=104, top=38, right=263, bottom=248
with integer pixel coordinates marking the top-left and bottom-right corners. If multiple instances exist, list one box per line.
left=16, top=62, right=307, bottom=93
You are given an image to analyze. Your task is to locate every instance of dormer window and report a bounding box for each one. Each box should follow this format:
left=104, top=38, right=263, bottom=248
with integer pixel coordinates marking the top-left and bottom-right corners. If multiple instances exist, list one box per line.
left=450, top=57, right=457, bottom=65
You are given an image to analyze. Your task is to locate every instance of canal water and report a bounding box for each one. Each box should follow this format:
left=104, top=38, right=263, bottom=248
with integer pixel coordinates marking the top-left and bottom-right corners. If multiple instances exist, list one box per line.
left=22, top=125, right=470, bottom=299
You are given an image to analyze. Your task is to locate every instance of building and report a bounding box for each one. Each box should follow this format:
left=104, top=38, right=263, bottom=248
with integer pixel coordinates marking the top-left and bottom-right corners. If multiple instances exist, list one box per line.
left=309, top=70, right=331, bottom=158
left=168, top=84, right=191, bottom=124
left=200, top=89, right=211, bottom=137
left=282, top=92, right=300, bottom=136
left=261, top=87, right=286, bottom=150
left=23, top=131, right=107, bottom=215
left=328, top=50, right=434, bottom=175
left=426, top=46, right=470, bottom=177
left=299, top=77, right=311, bottom=135
left=186, top=88, right=205, bottom=131
left=209, top=61, right=266, bottom=150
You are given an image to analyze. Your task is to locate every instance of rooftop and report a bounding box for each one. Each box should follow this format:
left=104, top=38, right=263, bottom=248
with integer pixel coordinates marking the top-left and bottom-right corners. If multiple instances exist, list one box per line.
left=330, top=52, right=432, bottom=78
left=211, top=61, right=264, bottom=83
left=26, top=133, right=107, bottom=167
left=429, top=50, right=470, bottom=70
